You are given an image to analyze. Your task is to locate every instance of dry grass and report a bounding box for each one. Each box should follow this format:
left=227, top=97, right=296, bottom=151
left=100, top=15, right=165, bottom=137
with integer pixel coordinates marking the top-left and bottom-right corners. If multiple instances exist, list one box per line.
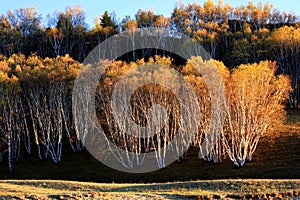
left=0, top=179, right=299, bottom=199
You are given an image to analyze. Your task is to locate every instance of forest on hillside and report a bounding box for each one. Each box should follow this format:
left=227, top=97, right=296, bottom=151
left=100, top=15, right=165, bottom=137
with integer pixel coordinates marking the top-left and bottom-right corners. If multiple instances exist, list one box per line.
left=0, top=0, right=299, bottom=173
left=0, top=1, right=299, bottom=106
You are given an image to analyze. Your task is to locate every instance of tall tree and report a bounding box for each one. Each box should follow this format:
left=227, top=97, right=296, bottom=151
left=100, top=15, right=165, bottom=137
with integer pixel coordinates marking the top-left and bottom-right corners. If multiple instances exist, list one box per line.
left=135, top=9, right=158, bottom=28
left=223, top=61, right=291, bottom=167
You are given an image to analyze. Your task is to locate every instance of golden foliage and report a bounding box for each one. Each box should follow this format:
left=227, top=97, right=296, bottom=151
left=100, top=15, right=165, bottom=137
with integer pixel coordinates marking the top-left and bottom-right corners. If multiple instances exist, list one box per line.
left=228, top=61, right=291, bottom=130
left=0, top=61, right=10, bottom=72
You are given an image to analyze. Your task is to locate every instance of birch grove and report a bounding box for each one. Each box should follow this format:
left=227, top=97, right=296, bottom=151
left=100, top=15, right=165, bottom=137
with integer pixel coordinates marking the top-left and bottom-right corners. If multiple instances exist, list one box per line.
left=183, top=57, right=290, bottom=167
left=0, top=0, right=298, bottom=173
left=0, top=53, right=292, bottom=171
left=95, top=57, right=191, bottom=169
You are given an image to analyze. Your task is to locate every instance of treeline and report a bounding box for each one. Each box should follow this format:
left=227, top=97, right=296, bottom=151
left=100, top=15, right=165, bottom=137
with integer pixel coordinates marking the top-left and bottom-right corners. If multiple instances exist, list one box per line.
left=0, top=54, right=291, bottom=171
left=0, top=1, right=299, bottom=106
left=0, top=1, right=298, bottom=63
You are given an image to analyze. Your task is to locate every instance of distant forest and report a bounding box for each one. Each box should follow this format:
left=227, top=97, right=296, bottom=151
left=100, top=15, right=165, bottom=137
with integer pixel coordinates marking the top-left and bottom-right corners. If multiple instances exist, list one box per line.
left=0, top=1, right=299, bottom=107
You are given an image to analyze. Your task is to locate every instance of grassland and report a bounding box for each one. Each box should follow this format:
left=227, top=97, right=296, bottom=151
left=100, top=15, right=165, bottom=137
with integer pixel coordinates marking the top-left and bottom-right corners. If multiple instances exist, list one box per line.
left=1, top=179, right=300, bottom=199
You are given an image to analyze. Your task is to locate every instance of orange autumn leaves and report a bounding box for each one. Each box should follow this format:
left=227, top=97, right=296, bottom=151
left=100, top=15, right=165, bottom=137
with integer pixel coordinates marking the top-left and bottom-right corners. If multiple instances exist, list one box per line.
left=0, top=54, right=292, bottom=168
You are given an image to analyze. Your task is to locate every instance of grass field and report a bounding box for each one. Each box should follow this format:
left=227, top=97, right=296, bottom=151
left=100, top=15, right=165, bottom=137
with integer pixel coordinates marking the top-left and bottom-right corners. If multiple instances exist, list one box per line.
left=1, top=179, right=300, bottom=199
left=0, top=110, right=299, bottom=199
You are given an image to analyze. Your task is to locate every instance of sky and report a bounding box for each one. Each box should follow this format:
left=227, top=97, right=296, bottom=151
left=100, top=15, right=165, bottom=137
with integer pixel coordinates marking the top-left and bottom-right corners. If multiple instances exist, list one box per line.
left=0, top=0, right=299, bottom=29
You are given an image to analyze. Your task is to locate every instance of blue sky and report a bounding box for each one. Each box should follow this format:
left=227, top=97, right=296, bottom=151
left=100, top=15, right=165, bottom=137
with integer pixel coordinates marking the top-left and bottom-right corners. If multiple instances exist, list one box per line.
left=0, top=0, right=299, bottom=28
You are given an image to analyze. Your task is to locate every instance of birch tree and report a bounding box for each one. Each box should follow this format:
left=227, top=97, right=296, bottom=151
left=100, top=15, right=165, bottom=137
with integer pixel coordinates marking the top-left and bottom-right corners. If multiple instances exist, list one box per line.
left=0, top=71, right=21, bottom=172
left=223, top=61, right=291, bottom=167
